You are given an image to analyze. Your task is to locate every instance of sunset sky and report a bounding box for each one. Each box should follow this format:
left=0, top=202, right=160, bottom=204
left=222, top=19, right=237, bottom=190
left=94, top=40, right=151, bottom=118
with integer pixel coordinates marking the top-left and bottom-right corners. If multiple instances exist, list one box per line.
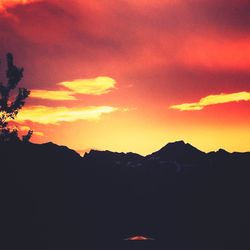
left=0, top=0, right=249, bottom=155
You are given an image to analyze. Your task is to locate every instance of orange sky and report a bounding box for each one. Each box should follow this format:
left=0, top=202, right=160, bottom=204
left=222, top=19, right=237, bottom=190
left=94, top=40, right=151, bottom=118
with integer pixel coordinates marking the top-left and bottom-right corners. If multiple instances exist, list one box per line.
left=0, top=0, right=250, bottom=155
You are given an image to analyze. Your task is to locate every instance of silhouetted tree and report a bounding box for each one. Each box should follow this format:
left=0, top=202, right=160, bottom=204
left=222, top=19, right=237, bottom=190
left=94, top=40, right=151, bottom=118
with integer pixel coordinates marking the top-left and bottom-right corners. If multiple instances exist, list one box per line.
left=0, top=53, right=31, bottom=142
left=22, top=129, right=33, bottom=143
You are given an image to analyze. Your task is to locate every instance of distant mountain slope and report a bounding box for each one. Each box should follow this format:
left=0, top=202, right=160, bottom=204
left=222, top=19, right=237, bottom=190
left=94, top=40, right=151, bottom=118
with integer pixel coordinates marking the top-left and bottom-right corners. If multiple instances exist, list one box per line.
left=0, top=141, right=81, bottom=162
left=84, top=149, right=143, bottom=162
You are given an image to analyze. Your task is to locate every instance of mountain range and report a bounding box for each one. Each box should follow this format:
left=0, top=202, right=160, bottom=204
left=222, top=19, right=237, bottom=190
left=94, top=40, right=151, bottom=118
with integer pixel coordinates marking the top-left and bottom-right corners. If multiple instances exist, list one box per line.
left=1, top=140, right=250, bottom=250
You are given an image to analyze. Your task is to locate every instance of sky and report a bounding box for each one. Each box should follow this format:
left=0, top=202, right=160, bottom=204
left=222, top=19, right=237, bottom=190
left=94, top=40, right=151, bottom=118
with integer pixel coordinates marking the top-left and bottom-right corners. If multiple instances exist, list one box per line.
left=0, top=0, right=250, bottom=155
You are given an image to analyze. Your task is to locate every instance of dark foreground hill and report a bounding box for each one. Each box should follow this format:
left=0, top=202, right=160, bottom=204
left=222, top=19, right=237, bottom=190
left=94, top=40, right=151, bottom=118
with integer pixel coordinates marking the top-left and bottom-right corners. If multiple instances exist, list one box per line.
left=1, top=141, right=250, bottom=250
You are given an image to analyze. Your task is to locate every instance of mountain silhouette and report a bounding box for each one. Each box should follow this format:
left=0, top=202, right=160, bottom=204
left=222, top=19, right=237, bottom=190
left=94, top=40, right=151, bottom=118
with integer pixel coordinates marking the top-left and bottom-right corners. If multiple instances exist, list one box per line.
left=147, top=140, right=206, bottom=164
left=84, top=149, right=143, bottom=165
left=1, top=140, right=250, bottom=250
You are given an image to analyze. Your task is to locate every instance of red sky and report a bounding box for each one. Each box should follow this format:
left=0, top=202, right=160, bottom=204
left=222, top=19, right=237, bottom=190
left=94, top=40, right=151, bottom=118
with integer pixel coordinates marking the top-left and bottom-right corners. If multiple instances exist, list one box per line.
left=0, top=0, right=250, bottom=155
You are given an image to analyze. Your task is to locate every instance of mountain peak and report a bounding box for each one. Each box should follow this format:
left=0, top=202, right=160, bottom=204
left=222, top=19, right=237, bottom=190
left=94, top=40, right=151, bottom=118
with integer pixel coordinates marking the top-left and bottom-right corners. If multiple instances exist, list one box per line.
left=160, top=140, right=203, bottom=152
left=217, top=148, right=229, bottom=154
left=172, top=140, right=185, bottom=144
left=147, top=141, right=206, bottom=164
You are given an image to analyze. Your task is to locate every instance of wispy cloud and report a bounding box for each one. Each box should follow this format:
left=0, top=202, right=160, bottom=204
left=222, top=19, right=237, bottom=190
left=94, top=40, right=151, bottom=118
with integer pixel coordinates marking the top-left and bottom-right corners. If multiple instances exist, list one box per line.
left=170, top=91, right=250, bottom=111
left=29, top=77, right=117, bottom=101
left=58, top=77, right=116, bottom=95
left=30, top=90, right=77, bottom=101
left=0, top=0, right=40, bottom=14
left=18, top=125, right=44, bottom=136
left=16, top=105, right=118, bottom=124
left=7, top=124, right=44, bottom=137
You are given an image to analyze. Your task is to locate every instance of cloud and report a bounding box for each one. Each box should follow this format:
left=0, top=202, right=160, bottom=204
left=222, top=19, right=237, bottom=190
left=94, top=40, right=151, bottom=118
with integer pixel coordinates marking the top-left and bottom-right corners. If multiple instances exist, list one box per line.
left=170, top=91, right=250, bottom=111
left=185, top=0, right=250, bottom=34
left=0, top=0, right=41, bottom=14
left=15, top=105, right=118, bottom=124
left=18, top=125, right=44, bottom=136
left=29, top=77, right=117, bottom=101
left=58, top=77, right=116, bottom=95
left=30, top=89, right=77, bottom=100
left=2, top=0, right=250, bottom=113
left=7, top=124, right=44, bottom=137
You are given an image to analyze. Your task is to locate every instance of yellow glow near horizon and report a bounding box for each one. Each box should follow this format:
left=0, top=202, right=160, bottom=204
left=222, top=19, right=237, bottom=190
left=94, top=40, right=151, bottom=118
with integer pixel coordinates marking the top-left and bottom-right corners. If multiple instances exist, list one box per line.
left=54, top=117, right=250, bottom=156
left=170, top=91, right=250, bottom=111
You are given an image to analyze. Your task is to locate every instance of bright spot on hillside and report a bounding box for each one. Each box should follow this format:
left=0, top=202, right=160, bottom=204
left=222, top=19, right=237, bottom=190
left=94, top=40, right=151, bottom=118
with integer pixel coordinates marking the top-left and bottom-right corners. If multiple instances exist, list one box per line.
left=124, top=235, right=154, bottom=241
